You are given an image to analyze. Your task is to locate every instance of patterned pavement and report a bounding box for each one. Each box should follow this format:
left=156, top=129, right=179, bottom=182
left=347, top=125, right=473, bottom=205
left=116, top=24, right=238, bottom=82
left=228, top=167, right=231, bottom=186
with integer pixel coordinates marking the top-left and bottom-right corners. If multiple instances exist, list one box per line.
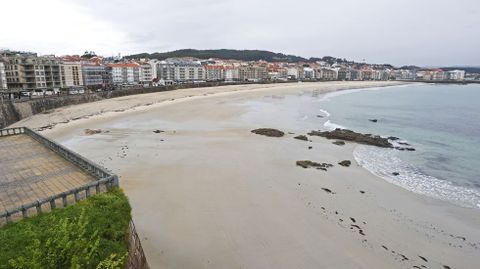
left=0, top=134, right=95, bottom=212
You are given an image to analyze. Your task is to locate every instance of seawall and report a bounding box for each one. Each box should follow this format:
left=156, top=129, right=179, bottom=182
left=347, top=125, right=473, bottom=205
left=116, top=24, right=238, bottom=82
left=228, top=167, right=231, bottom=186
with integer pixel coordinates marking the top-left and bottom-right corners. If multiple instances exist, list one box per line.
left=126, top=220, right=149, bottom=269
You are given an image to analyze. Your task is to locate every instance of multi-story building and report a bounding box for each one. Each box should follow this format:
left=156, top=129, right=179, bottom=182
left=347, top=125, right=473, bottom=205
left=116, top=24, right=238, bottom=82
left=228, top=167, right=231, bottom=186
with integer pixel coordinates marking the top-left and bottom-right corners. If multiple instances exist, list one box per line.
left=447, top=70, right=465, bottom=81
left=43, top=58, right=62, bottom=89
left=337, top=68, right=352, bottom=80
left=393, top=69, right=416, bottom=80
left=225, top=67, right=240, bottom=81
left=148, top=59, right=160, bottom=80
left=1, top=55, right=48, bottom=91
left=157, top=61, right=176, bottom=81
left=359, top=69, right=374, bottom=80
left=205, top=65, right=226, bottom=81
left=432, top=69, right=447, bottom=81
left=174, top=61, right=205, bottom=82
left=316, top=68, right=338, bottom=80
left=302, top=67, right=315, bottom=80
left=139, top=63, right=153, bottom=85
left=82, top=64, right=110, bottom=87
left=0, top=62, right=7, bottom=90
left=60, top=62, right=83, bottom=88
left=287, top=67, right=301, bottom=80
left=107, top=63, right=140, bottom=85
left=238, top=66, right=268, bottom=81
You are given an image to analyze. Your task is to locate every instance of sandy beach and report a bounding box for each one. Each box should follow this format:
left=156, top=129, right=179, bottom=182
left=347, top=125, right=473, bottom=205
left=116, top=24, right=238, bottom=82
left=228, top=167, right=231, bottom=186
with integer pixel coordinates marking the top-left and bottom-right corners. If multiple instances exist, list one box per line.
left=12, top=81, right=480, bottom=269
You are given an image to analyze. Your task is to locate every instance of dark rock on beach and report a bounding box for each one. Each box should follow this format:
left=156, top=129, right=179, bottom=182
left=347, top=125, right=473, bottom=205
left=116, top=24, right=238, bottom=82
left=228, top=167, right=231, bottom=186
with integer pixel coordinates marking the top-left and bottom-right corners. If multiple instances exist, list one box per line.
left=294, top=135, right=309, bottom=141
left=84, top=129, right=103, bottom=135
left=321, top=188, right=334, bottom=194
left=308, top=128, right=393, bottom=148
left=418, top=256, right=428, bottom=263
left=251, top=128, right=285, bottom=137
left=332, top=140, right=346, bottom=146
left=338, top=160, right=352, bottom=167
left=296, top=160, right=333, bottom=171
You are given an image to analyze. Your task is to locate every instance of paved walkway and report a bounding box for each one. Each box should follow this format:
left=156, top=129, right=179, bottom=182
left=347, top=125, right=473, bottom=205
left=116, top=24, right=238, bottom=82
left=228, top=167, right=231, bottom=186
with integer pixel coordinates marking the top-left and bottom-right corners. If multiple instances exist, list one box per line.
left=0, top=134, right=95, bottom=212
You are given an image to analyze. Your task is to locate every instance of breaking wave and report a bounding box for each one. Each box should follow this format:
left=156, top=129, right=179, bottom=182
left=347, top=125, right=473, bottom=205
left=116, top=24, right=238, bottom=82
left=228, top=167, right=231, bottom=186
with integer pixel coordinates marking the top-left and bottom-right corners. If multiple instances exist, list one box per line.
left=353, top=145, right=480, bottom=209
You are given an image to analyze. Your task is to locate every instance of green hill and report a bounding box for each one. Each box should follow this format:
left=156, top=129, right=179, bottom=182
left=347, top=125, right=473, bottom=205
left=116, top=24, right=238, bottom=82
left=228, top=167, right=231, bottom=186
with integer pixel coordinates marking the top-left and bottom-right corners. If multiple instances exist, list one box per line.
left=126, top=49, right=308, bottom=62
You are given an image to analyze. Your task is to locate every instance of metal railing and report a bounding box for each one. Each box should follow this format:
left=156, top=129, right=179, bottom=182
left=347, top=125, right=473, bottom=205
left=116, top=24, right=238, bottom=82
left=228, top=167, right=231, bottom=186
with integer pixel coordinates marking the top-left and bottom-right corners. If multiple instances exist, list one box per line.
left=0, top=127, right=119, bottom=224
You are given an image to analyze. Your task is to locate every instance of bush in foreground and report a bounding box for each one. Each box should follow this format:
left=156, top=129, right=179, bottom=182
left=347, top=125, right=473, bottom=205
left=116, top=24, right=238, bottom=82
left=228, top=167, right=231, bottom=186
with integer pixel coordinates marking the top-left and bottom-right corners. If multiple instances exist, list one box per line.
left=0, top=189, right=131, bottom=269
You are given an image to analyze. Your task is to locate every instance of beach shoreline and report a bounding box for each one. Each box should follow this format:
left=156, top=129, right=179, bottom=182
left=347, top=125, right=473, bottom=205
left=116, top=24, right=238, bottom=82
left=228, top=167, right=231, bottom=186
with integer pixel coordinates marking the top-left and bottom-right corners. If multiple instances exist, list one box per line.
left=11, top=81, right=407, bottom=132
left=12, top=81, right=480, bottom=269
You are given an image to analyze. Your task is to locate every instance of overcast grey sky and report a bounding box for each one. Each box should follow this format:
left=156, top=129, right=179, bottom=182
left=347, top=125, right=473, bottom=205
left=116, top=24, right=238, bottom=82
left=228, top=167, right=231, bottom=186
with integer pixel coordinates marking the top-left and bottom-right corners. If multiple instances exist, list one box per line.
left=1, top=0, right=479, bottom=66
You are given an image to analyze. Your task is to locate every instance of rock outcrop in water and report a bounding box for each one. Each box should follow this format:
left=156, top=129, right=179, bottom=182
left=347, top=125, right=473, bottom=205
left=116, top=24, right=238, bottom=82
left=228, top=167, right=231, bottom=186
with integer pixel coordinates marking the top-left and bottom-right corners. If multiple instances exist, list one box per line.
left=308, top=128, right=393, bottom=148
left=251, top=128, right=285, bottom=137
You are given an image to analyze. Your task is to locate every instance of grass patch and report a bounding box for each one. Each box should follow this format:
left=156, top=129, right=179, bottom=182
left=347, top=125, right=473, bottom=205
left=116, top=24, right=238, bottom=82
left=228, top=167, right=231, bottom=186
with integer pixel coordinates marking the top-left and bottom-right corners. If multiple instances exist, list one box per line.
left=0, top=189, right=131, bottom=269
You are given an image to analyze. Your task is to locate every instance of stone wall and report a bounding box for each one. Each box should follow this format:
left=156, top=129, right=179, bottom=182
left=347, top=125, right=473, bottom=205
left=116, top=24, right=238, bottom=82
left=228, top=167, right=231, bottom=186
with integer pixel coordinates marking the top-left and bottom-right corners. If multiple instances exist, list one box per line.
left=126, top=220, right=150, bottom=269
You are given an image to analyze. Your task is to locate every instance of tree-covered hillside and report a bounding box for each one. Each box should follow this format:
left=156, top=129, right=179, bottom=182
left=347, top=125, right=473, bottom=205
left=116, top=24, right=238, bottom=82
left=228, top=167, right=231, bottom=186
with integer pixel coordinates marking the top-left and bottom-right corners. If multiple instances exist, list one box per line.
left=126, top=49, right=308, bottom=62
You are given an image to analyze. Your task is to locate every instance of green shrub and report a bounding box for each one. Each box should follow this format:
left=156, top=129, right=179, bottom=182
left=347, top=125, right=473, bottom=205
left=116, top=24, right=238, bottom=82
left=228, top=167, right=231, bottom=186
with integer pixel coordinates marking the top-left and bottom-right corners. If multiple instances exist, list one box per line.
left=0, top=189, right=131, bottom=269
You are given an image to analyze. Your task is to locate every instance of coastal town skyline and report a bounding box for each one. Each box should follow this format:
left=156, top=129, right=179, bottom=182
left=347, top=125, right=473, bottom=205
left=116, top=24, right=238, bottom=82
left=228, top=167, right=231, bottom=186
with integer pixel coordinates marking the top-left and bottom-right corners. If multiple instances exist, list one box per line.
left=1, top=0, right=479, bottom=66
left=1, top=47, right=475, bottom=95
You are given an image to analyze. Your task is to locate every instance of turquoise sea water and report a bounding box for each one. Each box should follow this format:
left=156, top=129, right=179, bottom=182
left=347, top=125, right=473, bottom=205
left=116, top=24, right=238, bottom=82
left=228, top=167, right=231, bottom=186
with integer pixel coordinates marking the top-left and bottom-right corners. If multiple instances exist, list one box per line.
left=237, top=83, right=480, bottom=208
left=318, top=83, right=480, bottom=208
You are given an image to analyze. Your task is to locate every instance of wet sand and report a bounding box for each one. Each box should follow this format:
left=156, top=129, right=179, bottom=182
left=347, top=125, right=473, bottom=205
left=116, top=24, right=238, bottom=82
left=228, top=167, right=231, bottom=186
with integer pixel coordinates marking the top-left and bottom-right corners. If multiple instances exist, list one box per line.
left=12, top=81, right=480, bottom=269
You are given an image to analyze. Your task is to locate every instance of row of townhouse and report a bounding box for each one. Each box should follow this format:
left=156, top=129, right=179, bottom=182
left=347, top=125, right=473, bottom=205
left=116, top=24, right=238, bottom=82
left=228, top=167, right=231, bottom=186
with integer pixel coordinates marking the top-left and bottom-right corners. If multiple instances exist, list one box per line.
left=0, top=50, right=469, bottom=92
left=416, top=69, right=465, bottom=81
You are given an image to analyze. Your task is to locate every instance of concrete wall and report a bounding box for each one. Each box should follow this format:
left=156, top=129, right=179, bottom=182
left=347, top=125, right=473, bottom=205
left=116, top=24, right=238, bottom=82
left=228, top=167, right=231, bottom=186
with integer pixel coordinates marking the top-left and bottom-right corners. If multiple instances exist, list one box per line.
left=126, top=220, right=149, bottom=269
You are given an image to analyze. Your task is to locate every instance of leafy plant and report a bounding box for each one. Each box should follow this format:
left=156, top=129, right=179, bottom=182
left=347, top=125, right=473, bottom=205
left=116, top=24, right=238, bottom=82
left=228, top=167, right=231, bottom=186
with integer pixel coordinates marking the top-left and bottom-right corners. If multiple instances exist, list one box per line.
left=0, top=189, right=131, bottom=269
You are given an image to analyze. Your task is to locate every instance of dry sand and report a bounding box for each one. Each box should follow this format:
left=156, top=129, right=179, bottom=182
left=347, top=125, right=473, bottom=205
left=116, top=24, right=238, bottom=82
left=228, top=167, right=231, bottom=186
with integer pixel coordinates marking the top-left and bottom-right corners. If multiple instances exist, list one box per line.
left=12, top=81, right=480, bottom=269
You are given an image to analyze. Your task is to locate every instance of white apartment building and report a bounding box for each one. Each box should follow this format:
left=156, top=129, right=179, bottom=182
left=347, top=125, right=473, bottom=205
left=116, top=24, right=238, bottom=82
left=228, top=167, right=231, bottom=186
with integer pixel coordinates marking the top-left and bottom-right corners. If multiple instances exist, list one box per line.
left=139, top=63, right=153, bottom=85
left=448, top=70, right=465, bottom=81
left=225, top=68, right=240, bottom=81
left=303, top=67, right=315, bottom=79
left=108, top=63, right=140, bottom=85
left=157, top=61, right=176, bottom=81
left=174, top=63, right=205, bottom=82
left=287, top=67, right=301, bottom=79
left=148, top=59, right=160, bottom=80
left=0, top=62, right=7, bottom=90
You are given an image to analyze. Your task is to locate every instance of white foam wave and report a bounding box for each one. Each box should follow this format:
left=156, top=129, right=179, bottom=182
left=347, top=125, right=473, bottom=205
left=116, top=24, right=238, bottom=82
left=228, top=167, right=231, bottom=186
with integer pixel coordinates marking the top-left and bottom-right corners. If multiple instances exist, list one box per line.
left=324, top=120, right=345, bottom=131
left=318, top=109, right=330, bottom=117
left=353, top=145, right=480, bottom=209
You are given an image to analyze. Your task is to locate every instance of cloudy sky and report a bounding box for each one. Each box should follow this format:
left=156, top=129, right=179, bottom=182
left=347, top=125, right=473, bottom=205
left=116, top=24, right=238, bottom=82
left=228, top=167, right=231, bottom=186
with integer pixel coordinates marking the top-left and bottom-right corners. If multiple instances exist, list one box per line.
left=1, top=0, right=479, bottom=66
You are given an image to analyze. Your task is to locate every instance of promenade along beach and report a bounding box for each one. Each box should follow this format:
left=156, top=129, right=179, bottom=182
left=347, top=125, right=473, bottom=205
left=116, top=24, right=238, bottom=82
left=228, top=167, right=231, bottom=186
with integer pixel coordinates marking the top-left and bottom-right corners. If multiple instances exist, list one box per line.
left=13, top=81, right=480, bottom=269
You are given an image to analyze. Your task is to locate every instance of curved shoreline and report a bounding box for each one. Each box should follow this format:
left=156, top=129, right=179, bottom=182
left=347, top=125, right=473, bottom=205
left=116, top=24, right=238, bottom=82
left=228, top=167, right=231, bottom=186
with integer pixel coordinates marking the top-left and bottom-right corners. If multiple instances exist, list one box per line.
left=12, top=81, right=480, bottom=269
left=11, top=81, right=407, bottom=132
